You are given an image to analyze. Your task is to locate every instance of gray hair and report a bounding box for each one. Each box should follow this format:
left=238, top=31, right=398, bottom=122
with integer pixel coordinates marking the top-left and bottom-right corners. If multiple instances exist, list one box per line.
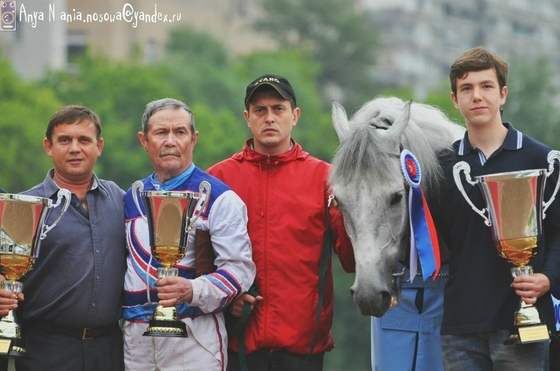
left=141, top=98, right=196, bottom=135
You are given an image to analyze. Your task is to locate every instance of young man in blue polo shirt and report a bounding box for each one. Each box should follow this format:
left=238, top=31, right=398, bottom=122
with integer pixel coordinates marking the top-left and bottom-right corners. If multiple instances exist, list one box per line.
left=434, top=46, right=560, bottom=370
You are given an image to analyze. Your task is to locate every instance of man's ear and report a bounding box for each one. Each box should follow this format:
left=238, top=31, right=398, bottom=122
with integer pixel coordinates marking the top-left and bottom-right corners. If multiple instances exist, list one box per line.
left=138, top=131, right=148, bottom=151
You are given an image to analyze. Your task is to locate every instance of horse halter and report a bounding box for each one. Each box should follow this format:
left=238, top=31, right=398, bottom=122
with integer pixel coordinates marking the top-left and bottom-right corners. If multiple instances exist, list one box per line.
left=390, top=266, right=406, bottom=307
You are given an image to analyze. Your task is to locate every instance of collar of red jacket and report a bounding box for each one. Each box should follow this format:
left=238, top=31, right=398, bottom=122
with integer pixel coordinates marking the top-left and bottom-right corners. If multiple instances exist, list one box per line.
left=232, top=139, right=309, bottom=163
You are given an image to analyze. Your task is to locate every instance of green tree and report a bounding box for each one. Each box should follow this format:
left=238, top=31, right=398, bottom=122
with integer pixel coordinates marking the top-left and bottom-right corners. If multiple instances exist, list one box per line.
left=253, top=0, right=380, bottom=109
left=0, top=53, right=62, bottom=192
left=326, top=263, right=371, bottom=370
left=191, top=102, right=249, bottom=170
left=425, top=83, right=465, bottom=126
left=502, top=57, right=560, bottom=148
left=165, top=27, right=348, bottom=164
left=42, top=53, right=181, bottom=189
left=165, top=27, right=243, bottom=114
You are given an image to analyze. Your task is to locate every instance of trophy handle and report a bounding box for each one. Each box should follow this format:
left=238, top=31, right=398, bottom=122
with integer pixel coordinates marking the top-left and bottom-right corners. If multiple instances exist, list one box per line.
left=131, top=180, right=148, bottom=223
left=543, top=150, right=560, bottom=218
left=40, top=188, right=72, bottom=239
left=453, top=161, right=491, bottom=226
left=186, top=181, right=212, bottom=233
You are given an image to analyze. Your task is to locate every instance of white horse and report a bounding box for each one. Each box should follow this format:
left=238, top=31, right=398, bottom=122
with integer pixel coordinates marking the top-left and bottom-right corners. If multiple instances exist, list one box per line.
left=329, top=96, right=465, bottom=317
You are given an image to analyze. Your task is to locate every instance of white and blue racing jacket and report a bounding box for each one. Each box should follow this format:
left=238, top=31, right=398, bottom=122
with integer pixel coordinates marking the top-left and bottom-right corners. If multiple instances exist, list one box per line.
left=123, top=166, right=255, bottom=322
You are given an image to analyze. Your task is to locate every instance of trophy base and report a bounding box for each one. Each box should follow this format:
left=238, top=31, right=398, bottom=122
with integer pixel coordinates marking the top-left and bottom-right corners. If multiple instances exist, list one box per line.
left=143, top=305, right=187, bottom=338
left=143, top=319, right=188, bottom=338
left=504, top=323, right=550, bottom=345
left=0, top=337, right=26, bottom=358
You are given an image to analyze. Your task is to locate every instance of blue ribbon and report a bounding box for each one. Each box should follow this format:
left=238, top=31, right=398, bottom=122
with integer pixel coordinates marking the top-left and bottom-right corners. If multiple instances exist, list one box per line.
left=401, top=150, right=441, bottom=281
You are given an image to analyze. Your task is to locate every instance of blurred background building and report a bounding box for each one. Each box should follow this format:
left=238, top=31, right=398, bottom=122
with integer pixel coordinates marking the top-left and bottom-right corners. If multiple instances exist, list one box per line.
left=363, top=0, right=560, bottom=97
left=1, top=0, right=560, bottom=98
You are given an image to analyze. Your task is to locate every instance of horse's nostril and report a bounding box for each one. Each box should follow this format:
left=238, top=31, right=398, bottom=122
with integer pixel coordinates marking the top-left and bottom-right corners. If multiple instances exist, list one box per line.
left=381, top=291, right=394, bottom=308
left=350, top=288, right=355, bottom=297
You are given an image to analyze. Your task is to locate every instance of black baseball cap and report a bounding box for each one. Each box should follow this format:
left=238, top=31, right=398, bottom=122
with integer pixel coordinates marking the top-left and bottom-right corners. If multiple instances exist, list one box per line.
left=244, top=74, right=297, bottom=108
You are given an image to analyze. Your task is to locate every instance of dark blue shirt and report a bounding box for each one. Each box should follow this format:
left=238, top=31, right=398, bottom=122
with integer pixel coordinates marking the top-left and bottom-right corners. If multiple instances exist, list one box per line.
left=434, top=122, right=560, bottom=335
left=17, top=170, right=127, bottom=328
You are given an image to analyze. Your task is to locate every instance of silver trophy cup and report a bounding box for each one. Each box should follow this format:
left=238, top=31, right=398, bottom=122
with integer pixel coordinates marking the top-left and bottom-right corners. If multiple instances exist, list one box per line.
left=453, top=150, right=560, bottom=345
left=0, top=189, right=71, bottom=357
left=132, top=180, right=211, bottom=337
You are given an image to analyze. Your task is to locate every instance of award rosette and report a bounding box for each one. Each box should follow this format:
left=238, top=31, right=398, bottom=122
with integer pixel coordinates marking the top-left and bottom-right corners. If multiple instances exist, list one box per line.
left=132, top=180, right=211, bottom=337
left=400, top=150, right=441, bottom=282
left=453, top=150, right=560, bottom=345
left=387, top=150, right=442, bottom=308
left=0, top=189, right=71, bottom=357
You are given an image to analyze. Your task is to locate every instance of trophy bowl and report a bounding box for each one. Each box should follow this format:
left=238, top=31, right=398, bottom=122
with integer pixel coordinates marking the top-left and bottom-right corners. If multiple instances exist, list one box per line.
left=0, top=190, right=70, bottom=357
left=132, top=180, right=211, bottom=337
left=453, top=157, right=560, bottom=345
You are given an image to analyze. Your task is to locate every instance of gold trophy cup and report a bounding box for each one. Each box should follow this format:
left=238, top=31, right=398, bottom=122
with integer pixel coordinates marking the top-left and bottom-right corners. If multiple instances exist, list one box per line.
left=132, top=180, right=211, bottom=337
left=454, top=150, right=560, bottom=345
left=0, top=190, right=71, bottom=357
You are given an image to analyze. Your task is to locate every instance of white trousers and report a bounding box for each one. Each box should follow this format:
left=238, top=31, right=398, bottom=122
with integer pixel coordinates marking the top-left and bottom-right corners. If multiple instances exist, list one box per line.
left=123, top=315, right=227, bottom=371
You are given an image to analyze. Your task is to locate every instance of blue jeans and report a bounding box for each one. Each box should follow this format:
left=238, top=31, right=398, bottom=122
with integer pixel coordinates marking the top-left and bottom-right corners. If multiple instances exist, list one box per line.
left=441, top=331, right=548, bottom=371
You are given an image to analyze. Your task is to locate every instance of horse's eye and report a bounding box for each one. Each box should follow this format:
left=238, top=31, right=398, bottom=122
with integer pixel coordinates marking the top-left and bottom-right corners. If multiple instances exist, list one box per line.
left=390, top=193, right=402, bottom=206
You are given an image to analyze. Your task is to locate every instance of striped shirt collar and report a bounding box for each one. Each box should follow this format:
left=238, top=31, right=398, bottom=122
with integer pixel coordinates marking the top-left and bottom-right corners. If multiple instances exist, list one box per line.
left=457, top=122, right=522, bottom=157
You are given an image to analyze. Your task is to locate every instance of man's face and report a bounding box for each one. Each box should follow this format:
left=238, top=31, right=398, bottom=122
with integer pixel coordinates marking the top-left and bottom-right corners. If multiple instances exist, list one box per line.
left=244, top=90, right=300, bottom=155
left=43, top=120, right=103, bottom=184
left=138, top=108, right=198, bottom=183
left=451, top=68, right=507, bottom=128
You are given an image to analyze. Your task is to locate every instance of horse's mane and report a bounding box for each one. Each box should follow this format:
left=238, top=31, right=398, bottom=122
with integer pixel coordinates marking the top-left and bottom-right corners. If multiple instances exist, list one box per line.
left=331, top=96, right=464, bottom=198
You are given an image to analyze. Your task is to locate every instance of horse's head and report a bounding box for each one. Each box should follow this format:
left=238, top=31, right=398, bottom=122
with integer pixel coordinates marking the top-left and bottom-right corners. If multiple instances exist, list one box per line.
left=330, top=97, right=464, bottom=317
left=331, top=99, right=411, bottom=316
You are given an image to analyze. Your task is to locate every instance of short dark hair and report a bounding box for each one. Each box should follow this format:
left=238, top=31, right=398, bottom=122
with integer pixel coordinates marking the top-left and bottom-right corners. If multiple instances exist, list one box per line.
left=141, top=98, right=196, bottom=136
left=449, top=46, right=508, bottom=96
left=46, top=105, right=101, bottom=141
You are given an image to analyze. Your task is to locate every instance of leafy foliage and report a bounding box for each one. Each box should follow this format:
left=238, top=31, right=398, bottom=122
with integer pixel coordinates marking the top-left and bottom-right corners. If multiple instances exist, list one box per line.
left=41, top=53, right=180, bottom=189
left=326, top=263, right=370, bottom=370
left=191, top=102, right=249, bottom=170
left=253, top=0, right=380, bottom=109
left=503, top=57, right=560, bottom=148
left=0, top=52, right=62, bottom=192
left=165, top=27, right=243, bottom=114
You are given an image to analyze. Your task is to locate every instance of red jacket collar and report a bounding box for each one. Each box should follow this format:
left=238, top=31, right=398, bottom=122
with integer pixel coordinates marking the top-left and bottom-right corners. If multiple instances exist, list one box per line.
left=232, top=138, right=309, bottom=163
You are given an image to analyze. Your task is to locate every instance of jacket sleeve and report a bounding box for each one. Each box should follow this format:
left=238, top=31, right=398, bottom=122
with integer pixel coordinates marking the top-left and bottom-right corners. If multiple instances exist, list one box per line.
left=189, top=191, right=256, bottom=313
left=330, top=206, right=356, bottom=273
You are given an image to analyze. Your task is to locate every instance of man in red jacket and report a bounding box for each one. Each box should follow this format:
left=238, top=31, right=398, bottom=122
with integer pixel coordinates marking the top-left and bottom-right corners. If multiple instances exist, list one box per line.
left=207, top=74, right=355, bottom=371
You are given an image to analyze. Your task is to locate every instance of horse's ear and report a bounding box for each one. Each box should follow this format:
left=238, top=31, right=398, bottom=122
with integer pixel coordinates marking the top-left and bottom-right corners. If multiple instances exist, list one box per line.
left=332, top=101, right=350, bottom=143
left=387, top=99, right=412, bottom=140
